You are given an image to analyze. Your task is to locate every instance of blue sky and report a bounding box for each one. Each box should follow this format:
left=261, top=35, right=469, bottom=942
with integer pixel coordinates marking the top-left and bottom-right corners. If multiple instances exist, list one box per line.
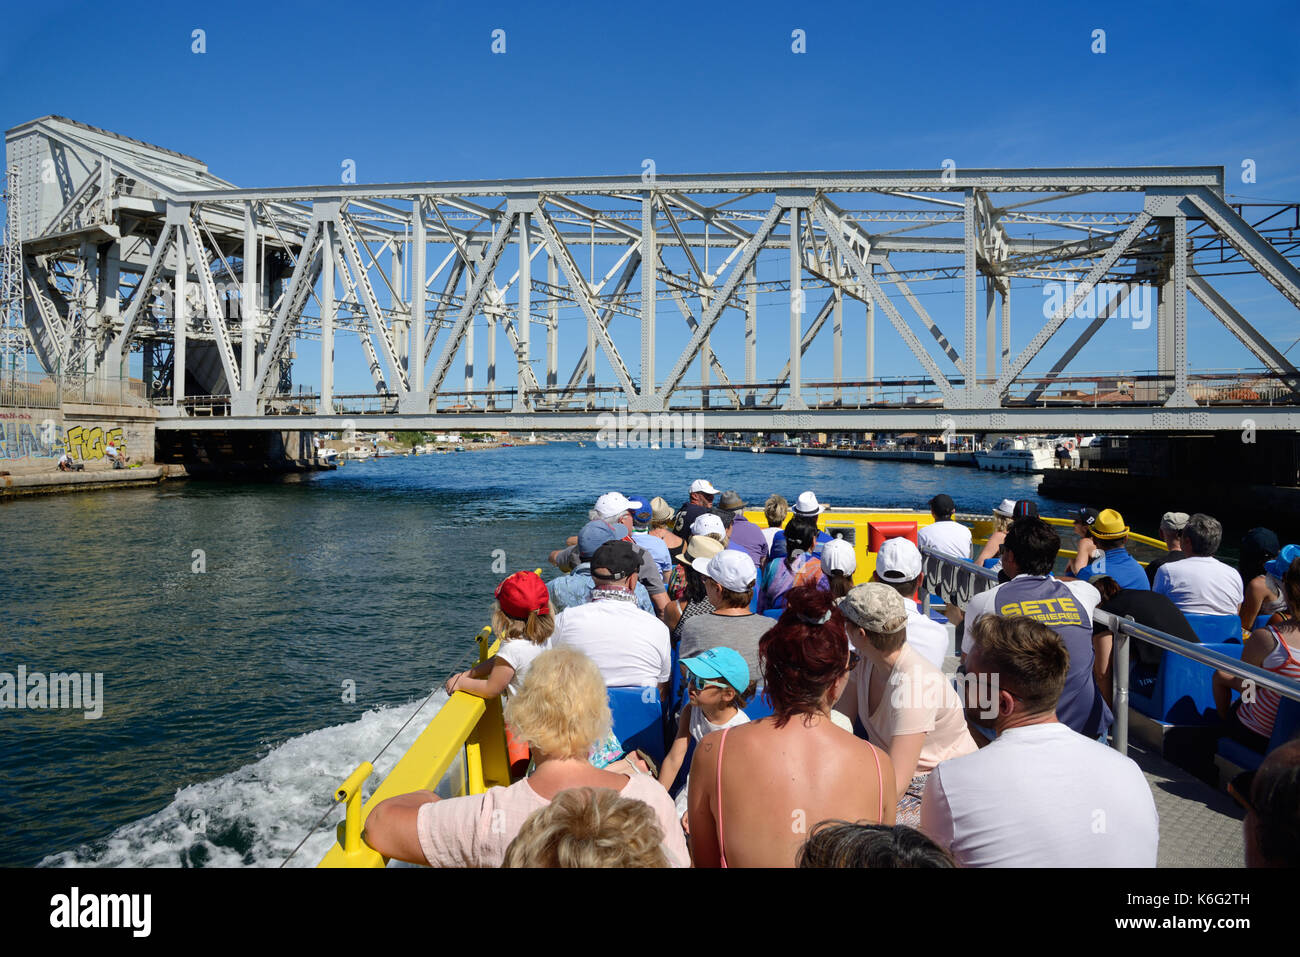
left=4, top=0, right=1298, bottom=394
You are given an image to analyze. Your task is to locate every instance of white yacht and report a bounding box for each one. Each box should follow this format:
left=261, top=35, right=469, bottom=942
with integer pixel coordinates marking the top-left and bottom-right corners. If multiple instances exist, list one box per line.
left=973, top=437, right=1057, bottom=472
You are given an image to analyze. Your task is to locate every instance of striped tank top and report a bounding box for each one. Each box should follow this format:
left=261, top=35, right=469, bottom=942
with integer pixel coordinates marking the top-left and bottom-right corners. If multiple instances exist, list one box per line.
left=1237, top=626, right=1300, bottom=739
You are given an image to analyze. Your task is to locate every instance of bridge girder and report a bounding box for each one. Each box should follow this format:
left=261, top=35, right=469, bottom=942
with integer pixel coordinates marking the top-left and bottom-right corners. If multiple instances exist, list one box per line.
left=7, top=116, right=1300, bottom=425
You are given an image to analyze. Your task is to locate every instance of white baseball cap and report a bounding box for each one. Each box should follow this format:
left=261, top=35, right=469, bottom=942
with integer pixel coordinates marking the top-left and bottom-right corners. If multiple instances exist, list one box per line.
left=690, top=479, right=720, bottom=496
left=793, top=490, right=827, bottom=515
left=821, top=538, right=857, bottom=576
left=876, top=537, right=922, bottom=583
left=594, top=492, right=638, bottom=519
left=692, top=550, right=757, bottom=591
left=691, top=513, right=726, bottom=537
left=993, top=498, right=1017, bottom=518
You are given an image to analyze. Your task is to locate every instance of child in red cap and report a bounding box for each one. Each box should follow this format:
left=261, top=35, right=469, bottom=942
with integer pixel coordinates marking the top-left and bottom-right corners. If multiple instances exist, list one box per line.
left=446, top=571, right=554, bottom=776
left=446, top=571, right=553, bottom=700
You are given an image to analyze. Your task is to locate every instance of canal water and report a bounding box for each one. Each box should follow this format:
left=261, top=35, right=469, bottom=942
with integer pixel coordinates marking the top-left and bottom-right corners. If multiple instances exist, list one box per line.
left=2, top=442, right=1097, bottom=866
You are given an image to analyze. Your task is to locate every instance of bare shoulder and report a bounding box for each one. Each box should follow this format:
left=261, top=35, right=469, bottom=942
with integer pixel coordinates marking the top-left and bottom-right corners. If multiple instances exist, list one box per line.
left=1247, top=625, right=1279, bottom=650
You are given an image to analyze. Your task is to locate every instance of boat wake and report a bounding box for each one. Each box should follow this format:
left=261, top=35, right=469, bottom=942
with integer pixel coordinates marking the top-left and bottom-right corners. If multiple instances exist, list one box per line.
left=40, top=691, right=458, bottom=868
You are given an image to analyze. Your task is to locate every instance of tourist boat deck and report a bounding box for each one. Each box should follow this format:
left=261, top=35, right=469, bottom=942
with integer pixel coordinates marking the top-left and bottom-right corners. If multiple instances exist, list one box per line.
left=311, top=508, right=1288, bottom=868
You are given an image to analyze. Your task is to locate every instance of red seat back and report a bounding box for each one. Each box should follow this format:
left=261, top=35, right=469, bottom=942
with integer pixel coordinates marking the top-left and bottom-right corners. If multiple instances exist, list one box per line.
left=867, top=521, right=921, bottom=600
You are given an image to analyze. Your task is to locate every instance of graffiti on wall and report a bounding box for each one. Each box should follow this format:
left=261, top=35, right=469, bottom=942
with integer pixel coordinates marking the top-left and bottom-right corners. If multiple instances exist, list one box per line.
left=65, top=426, right=124, bottom=461
left=0, top=412, right=61, bottom=460
left=0, top=412, right=129, bottom=462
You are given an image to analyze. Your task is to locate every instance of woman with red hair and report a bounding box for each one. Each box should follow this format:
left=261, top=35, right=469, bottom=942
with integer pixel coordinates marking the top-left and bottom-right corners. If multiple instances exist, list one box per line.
left=687, top=586, right=896, bottom=867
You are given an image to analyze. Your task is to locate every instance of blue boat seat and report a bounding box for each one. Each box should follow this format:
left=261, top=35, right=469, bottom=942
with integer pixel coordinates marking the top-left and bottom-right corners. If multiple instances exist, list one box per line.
left=762, top=608, right=784, bottom=620
left=1129, top=641, right=1243, bottom=725
left=1217, top=695, right=1300, bottom=772
left=1182, top=613, right=1244, bottom=644
left=608, top=686, right=667, bottom=765
left=744, top=687, right=774, bottom=721
left=1252, top=614, right=1273, bottom=631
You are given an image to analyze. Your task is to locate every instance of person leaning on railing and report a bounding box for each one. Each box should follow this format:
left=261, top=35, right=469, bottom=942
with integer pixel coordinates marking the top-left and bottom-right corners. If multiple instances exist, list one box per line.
left=363, top=647, right=688, bottom=868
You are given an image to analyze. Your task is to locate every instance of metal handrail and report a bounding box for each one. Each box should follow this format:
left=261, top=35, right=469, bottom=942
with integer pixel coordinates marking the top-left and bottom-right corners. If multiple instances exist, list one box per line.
left=1094, top=610, right=1300, bottom=704
left=917, top=546, right=1300, bottom=758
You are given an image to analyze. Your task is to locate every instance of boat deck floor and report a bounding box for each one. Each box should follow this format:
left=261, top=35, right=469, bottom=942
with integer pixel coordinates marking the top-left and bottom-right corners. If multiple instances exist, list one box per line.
left=1125, top=737, right=1245, bottom=868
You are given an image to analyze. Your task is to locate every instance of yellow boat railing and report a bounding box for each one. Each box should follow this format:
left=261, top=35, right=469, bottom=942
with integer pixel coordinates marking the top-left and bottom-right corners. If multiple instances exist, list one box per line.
left=967, top=515, right=1168, bottom=565
left=318, top=625, right=514, bottom=867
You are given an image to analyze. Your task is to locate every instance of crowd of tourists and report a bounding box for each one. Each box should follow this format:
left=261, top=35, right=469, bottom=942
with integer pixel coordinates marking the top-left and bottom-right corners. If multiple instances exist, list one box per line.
left=360, top=480, right=1300, bottom=868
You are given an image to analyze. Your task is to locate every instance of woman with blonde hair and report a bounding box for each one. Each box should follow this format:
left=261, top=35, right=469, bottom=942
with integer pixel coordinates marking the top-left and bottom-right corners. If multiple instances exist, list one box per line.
left=502, top=787, right=671, bottom=868
left=364, top=647, right=688, bottom=867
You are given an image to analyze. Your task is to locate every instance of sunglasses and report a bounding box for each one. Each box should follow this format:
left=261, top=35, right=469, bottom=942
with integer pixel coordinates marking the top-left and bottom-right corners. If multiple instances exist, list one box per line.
left=686, top=673, right=731, bottom=692
left=847, top=650, right=861, bottom=672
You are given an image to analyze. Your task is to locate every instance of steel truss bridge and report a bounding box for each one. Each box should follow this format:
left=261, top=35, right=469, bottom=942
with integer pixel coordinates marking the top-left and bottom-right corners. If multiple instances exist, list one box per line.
left=6, top=115, right=1300, bottom=434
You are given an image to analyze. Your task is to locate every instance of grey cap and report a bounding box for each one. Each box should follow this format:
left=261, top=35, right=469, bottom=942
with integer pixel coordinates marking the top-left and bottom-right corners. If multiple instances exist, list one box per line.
left=1160, top=511, right=1190, bottom=533
left=717, top=490, right=746, bottom=511
left=836, top=583, right=907, bottom=634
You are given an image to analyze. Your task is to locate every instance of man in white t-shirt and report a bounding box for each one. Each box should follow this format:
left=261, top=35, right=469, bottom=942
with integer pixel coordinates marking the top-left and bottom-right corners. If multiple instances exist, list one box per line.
left=1152, top=513, right=1243, bottom=617
left=920, top=613, right=1158, bottom=867
left=872, top=537, right=950, bottom=669
left=550, top=540, right=671, bottom=696
left=918, top=494, right=972, bottom=561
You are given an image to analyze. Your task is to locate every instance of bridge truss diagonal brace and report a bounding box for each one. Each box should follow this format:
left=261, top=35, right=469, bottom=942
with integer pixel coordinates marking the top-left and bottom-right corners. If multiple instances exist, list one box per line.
left=983, top=210, right=1153, bottom=406
left=534, top=206, right=639, bottom=402
left=812, top=200, right=958, bottom=405
left=656, top=202, right=785, bottom=406
left=561, top=250, right=642, bottom=398
left=422, top=258, right=466, bottom=368
left=327, top=222, right=391, bottom=394
left=40, top=161, right=102, bottom=239
left=254, top=206, right=330, bottom=399
left=666, top=282, right=744, bottom=408
left=878, top=256, right=963, bottom=371
left=334, top=210, right=409, bottom=395
left=1023, top=283, right=1134, bottom=404
left=761, top=294, right=837, bottom=406
left=424, top=211, right=517, bottom=404
left=183, top=217, right=240, bottom=393
left=115, top=214, right=182, bottom=353
left=25, top=256, right=70, bottom=371
left=1188, top=269, right=1300, bottom=397
left=1185, top=187, right=1300, bottom=310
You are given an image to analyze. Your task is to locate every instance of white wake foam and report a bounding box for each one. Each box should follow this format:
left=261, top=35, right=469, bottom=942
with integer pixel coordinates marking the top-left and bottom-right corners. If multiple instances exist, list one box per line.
left=41, top=691, right=460, bottom=868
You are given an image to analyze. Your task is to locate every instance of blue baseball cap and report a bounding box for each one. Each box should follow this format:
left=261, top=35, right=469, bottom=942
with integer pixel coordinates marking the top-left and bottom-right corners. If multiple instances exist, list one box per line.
left=627, top=494, right=652, bottom=527
left=680, top=647, right=750, bottom=695
left=577, top=520, right=618, bottom=560
left=1265, top=543, right=1300, bottom=580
